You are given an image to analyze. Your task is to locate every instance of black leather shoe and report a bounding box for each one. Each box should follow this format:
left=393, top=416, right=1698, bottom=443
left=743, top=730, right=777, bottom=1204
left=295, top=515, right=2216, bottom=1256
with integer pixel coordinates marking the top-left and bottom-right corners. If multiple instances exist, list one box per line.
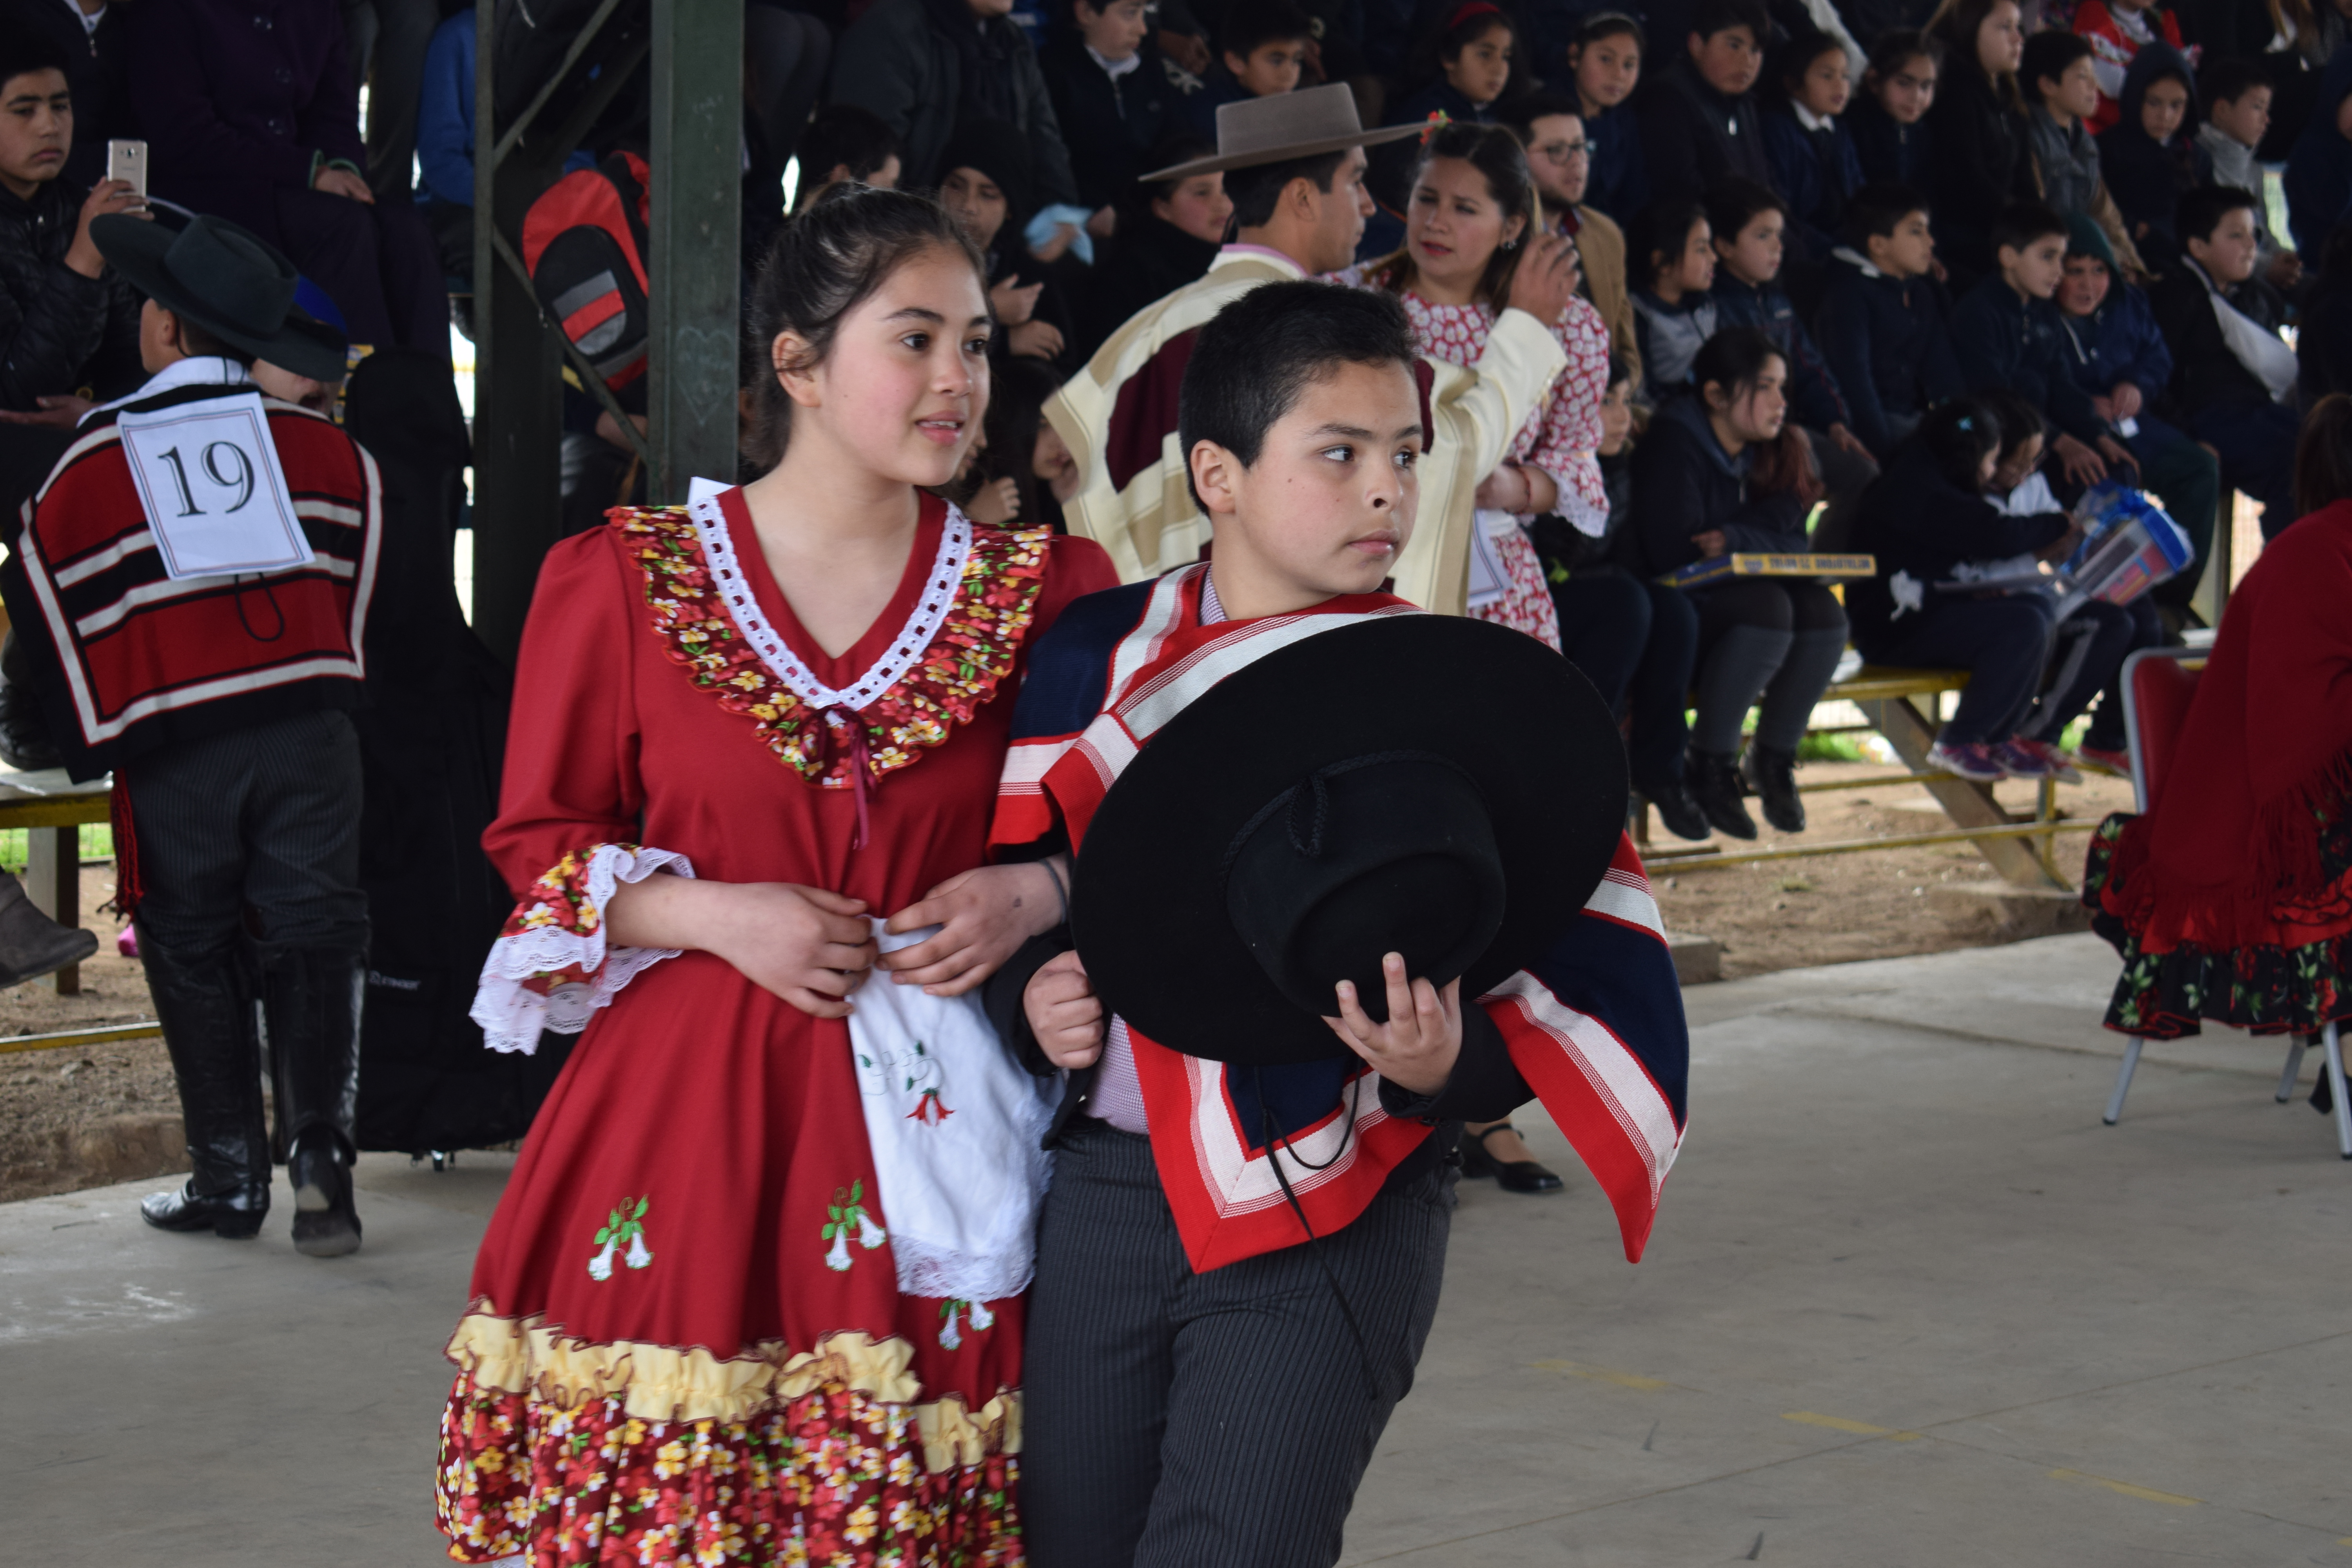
left=262, top=946, right=367, bottom=1257
left=1639, top=777, right=1712, bottom=842
left=1459, top=1123, right=1564, bottom=1193
left=1686, top=748, right=1758, bottom=840
left=139, top=935, right=270, bottom=1240
left=1742, top=742, right=1806, bottom=833
left=0, top=873, right=97, bottom=989
left=289, top=1134, right=362, bottom=1257
left=140, top=1178, right=267, bottom=1238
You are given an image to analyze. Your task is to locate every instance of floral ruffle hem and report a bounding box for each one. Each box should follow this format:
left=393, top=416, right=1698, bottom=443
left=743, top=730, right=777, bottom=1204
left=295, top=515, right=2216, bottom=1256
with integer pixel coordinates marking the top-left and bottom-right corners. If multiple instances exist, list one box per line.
left=2083, top=811, right=2352, bottom=1041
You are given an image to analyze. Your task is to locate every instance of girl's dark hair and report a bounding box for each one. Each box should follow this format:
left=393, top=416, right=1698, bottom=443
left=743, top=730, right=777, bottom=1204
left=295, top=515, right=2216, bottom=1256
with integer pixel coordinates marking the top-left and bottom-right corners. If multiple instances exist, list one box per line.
left=797, top=104, right=900, bottom=191
left=1926, top=0, right=2021, bottom=111
left=1918, top=396, right=2004, bottom=490
left=1404, top=1, right=1517, bottom=102
left=1140, top=135, right=1218, bottom=207
left=2294, top=392, right=2352, bottom=516
left=1628, top=198, right=1708, bottom=288
left=1703, top=177, right=1787, bottom=250
left=1572, top=9, right=1645, bottom=54
left=1865, top=27, right=1941, bottom=80
left=1367, top=121, right=1541, bottom=307
left=1605, top=351, right=1629, bottom=387
left=1976, top=388, right=2045, bottom=456
left=1691, top=328, right=1819, bottom=503
left=971, top=356, right=1064, bottom=528
left=2320, top=214, right=2352, bottom=287
left=746, top=184, right=988, bottom=471
left=1775, top=27, right=1850, bottom=103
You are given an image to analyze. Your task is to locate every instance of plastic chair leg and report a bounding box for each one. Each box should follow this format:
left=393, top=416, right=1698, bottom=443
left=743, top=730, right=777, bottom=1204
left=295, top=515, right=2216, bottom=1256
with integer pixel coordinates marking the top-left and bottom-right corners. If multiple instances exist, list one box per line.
left=2326, top=1024, right=2352, bottom=1161
left=2278, top=1036, right=2309, bottom=1102
left=2104, top=1038, right=2144, bottom=1125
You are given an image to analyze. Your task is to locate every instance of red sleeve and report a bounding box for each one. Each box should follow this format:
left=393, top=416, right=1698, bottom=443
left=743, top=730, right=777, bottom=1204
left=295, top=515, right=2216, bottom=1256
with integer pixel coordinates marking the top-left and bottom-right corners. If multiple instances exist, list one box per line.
left=481, top=526, right=649, bottom=898
left=1029, top=533, right=1120, bottom=640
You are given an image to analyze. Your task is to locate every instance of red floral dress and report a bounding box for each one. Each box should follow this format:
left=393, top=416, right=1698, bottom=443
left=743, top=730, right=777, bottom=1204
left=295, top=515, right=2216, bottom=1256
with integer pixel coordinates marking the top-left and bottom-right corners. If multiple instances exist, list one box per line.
left=434, top=490, right=1115, bottom=1566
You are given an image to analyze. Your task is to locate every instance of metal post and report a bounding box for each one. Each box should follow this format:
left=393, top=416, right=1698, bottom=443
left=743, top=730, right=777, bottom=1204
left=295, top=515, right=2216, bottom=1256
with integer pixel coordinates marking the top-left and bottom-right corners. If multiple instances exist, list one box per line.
left=25, top=825, right=80, bottom=995
left=646, top=0, right=744, bottom=503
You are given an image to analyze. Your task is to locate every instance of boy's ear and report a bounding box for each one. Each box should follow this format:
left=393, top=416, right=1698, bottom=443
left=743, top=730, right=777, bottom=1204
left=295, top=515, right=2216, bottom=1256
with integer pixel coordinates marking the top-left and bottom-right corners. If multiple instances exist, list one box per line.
left=1224, top=48, right=1249, bottom=76
left=1190, top=439, right=1243, bottom=518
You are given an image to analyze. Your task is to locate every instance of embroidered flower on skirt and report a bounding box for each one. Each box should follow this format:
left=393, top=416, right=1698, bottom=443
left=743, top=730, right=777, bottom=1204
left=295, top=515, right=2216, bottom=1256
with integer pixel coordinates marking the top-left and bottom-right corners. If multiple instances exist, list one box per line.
left=621, top=508, right=1052, bottom=789
left=436, top=1372, right=1020, bottom=1566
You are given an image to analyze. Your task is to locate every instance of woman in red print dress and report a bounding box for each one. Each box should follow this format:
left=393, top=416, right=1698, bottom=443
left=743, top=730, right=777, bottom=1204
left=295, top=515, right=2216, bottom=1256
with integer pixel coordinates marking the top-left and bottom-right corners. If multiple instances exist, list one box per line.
left=1331, top=120, right=1613, bottom=652
left=433, top=189, right=1116, bottom=1566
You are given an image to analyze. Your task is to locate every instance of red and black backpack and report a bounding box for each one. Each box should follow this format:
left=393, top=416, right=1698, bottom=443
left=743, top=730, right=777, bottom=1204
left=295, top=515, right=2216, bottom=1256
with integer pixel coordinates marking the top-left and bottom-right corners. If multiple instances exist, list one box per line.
left=521, top=151, right=652, bottom=389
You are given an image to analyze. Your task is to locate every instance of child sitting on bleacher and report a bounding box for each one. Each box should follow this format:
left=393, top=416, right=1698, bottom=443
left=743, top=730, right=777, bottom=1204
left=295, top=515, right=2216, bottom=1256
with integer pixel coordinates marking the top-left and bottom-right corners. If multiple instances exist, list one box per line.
left=1628, top=199, right=1718, bottom=397
left=1844, top=398, right=2076, bottom=782
left=1977, top=390, right=2163, bottom=776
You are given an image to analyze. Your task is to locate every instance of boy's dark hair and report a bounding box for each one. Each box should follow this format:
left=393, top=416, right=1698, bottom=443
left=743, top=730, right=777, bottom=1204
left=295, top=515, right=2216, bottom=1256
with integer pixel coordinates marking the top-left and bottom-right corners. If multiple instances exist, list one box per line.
left=1690, top=0, right=1766, bottom=42
left=797, top=104, right=900, bottom=190
left=1976, top=388, right=2047, bottom=454
left=0, top=27, right=73, bottom=96
left=746, top=185, right=986, bottom=470
left=1499, top=91, right=1584, bottom=142
left=158, top=308, right=254, bottom=367
left=1865, top=28, right=1940, bottom=79
left=2176, top=182, right=2259, bottom=245
left=2020, top=30, right=2092, bottom=99
left=1221, top=0, right=1313, bottom=62
left=1916, top=397, right=2001, bottom=491
left=1704, top=176, right=1787, bottom=248
left=1226, top=148, right=1352, bottom=230
left=1627, top=197, right=1709, bottom=288
left=1991, top=200, right=2068, bottom=255
left=2294, top=392, right=2352, bottom=515
left=1842, top=181, right=1929, bottom=248
left=1572, top=10, right=1645, bottom=54
left=1178, top=281, right=1420, bottom=510
left=1139, top=134, right=1218, bottom=205
left=2200, top=56, right=2270, bottom=113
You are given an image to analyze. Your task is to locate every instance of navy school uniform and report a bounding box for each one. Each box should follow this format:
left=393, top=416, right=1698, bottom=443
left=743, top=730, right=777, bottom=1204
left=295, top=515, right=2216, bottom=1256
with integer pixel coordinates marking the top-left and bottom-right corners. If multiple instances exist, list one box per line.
left=1950, top=276, right=2107, bottom=446
left=1039, top=38, right=1196, bottom=214
left=1845, top=441, right=2067, bottom=746
left=1761, top=105, right=1862, bottom=269
left=1583, top=99, right=1651, bottom=226
left=1847, top=93, right=1931, bottom=189
left=1810, top=249, right=1963, bottom=460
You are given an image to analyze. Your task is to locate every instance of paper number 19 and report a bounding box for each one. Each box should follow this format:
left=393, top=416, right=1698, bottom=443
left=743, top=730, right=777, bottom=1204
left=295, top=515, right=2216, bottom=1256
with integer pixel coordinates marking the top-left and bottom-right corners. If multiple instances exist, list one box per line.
left=155, top=442, right=257, bottom=517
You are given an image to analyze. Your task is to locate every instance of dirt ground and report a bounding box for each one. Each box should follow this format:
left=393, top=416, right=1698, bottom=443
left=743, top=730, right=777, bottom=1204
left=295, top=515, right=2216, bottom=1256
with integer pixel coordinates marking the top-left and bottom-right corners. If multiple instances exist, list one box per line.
left=1646, top=757, right=2138, bottom=977
left=0, top=764, right=2139, bottom=1200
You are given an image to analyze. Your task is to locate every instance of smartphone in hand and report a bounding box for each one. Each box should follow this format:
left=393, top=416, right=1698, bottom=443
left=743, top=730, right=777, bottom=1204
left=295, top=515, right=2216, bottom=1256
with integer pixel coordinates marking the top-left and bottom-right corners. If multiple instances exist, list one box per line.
left=105, top=139, right=146, bottom=201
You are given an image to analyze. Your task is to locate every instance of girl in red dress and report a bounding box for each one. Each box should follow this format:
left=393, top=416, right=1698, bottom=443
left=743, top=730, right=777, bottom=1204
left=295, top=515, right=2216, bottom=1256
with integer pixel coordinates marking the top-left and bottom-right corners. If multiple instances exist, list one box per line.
left=433, top=188, right=1116, bottom=1566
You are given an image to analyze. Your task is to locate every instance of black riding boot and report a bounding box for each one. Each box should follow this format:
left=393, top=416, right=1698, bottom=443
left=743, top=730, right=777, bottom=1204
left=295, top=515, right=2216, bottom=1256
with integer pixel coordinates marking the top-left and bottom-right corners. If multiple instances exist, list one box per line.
left=1686, top=747, right=1758, bottom=840
left=261, top=946, right=367, bottom=1258
left=138, top=937, right=270, bottom=1238
left=1742, top=742, right=1806, bottom=833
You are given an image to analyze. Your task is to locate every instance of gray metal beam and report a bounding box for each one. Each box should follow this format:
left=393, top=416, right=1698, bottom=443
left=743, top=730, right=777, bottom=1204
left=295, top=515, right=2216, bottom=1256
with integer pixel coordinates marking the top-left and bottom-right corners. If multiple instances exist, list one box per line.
left=468, top=1, right=566, bottom=663
left=646, top=0, right=744, bottom=502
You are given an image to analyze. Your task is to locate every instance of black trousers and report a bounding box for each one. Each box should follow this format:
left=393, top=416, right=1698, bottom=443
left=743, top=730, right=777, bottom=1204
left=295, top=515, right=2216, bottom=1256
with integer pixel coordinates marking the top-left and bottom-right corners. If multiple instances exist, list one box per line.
left=125, top=710, right=369, bottom=961
left=1024, top=1119, right=1455, bottom=1568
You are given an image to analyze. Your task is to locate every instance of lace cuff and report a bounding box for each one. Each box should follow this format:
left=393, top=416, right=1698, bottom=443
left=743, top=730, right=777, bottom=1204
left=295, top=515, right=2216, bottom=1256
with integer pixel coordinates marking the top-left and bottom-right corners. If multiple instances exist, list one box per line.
left=470, top=844, right=697, bottom=1054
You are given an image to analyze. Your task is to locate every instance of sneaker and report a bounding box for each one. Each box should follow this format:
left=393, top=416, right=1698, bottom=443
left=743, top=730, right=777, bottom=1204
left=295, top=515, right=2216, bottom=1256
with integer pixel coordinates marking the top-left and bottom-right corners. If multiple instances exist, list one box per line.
left=1989, top=739, right=2059, bottom=779
left=1927, top=740, right=2005, bottom=782
left=2005, top=737, right=2082, bottom=783
left=2078, top=744, right=2131, bottom=775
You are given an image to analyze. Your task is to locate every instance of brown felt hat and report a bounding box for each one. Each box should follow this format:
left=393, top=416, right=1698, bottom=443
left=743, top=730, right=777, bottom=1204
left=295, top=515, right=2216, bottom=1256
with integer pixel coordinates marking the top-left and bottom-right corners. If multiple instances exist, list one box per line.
left=1140, top=83, right=1423, bottom=181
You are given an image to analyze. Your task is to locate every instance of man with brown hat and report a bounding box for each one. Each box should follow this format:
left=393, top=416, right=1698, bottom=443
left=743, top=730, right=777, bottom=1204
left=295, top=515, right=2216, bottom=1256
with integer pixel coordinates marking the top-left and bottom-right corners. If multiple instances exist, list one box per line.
left=1045, top=82, right=1582, bottom=612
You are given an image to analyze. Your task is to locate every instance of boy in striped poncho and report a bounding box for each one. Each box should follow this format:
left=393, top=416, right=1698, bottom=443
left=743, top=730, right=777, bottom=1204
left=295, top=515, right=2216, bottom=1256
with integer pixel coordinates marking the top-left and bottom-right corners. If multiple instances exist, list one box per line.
left=984, top=279, right=1688, bottom=1566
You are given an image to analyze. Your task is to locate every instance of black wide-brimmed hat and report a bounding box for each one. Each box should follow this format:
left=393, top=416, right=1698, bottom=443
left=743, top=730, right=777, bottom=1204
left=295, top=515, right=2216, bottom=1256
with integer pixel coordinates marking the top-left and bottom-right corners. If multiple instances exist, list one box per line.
left=92, top=212, right=350, bottom=382
left=1073, top=615, right=1628, bottom=1066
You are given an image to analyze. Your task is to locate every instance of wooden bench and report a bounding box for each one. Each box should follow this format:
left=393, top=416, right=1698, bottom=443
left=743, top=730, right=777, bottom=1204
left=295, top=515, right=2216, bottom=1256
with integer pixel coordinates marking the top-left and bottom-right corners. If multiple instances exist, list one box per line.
left=0, top=767, right=114, bottom=996
left=1635, top=664, right=2074, bottom=891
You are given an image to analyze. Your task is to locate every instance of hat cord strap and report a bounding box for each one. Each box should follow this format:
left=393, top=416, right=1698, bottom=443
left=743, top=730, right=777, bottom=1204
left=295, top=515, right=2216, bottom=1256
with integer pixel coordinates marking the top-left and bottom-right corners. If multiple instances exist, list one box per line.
left=1253, top=1067, right=1383, bottom=1402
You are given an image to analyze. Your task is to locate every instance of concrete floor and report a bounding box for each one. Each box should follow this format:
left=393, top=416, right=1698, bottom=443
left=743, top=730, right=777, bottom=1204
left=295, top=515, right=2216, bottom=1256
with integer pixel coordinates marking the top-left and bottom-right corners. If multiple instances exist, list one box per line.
left=7, top=932, right=2350, bottom=1566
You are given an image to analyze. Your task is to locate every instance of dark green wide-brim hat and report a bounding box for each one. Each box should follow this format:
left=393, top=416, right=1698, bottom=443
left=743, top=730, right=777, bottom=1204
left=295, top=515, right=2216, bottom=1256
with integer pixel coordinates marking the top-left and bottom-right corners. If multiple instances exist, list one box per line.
left=93, top=212, right=349, bottom=382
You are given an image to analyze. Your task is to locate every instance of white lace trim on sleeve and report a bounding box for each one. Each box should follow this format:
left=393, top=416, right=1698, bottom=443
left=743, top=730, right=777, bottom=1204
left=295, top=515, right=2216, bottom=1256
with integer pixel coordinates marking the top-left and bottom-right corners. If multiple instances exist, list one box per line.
left=469, top=845, right=697, bottom=1054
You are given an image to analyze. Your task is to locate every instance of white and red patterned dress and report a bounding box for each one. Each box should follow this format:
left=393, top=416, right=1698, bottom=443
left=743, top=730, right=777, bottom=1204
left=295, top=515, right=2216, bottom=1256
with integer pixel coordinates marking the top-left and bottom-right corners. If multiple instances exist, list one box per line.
left=1327, top=272, right=1613, bottom=650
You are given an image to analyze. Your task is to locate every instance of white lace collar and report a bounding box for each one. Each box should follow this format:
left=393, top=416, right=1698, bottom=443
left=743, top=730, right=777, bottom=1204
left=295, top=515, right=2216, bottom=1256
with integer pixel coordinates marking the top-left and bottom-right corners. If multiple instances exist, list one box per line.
left=688, top=490, right=973, bottom=713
